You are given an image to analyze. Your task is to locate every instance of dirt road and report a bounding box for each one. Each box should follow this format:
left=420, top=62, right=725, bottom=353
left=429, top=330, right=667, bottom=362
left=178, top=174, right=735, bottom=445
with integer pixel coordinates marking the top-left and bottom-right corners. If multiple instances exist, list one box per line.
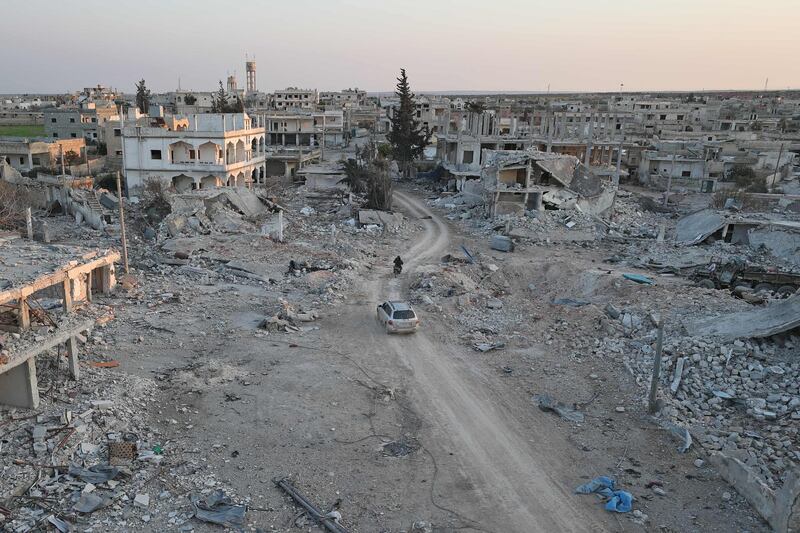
left=353, top=191, right=611, bottom=532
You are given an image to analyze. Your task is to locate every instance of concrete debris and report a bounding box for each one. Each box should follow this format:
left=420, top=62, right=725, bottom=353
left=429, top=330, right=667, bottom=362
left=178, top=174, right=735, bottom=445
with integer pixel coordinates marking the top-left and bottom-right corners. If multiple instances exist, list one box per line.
left=260, top=299, right=320, bottom=332
left=710, top=452, right=800, bottom=532
left=473, top=341, right=505, bottom=352
left=551, top=298, right=591, bottom=307
left=536, top=394, right=585, bottom=423
left=357, top=209, right=404, bottom=228
left=685, top=294, right=800, bottom=340
left=490, top=234, right=514, bottom=252
left=675, top=209, right=727, bottom=244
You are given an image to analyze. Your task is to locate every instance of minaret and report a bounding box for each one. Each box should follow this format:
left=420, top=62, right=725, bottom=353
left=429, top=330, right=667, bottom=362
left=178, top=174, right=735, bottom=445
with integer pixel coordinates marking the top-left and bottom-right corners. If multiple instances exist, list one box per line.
left=227, top=74, right=237, bottom=93
left=246, top=60, right=256, bottom=93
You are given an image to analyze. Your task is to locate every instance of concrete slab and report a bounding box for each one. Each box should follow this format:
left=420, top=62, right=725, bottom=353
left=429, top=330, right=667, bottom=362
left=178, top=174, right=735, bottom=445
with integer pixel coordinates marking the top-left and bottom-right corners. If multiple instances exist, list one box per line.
left=684, top=294, right=800, bottom=341
left=675, top=209, right=727, bottom=244
left=0, top=358, right=39, bottom=409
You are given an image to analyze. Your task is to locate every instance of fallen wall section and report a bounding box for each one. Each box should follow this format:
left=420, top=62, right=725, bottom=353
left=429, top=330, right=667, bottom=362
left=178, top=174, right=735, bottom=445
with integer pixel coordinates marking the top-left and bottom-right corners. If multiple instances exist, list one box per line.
left=711, top=452, right=800, bottom=532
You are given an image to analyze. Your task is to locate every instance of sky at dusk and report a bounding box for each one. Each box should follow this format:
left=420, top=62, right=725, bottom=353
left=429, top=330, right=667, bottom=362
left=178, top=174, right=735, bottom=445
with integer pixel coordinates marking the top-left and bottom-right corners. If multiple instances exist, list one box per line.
left=2, top=0, right=799, bottom=94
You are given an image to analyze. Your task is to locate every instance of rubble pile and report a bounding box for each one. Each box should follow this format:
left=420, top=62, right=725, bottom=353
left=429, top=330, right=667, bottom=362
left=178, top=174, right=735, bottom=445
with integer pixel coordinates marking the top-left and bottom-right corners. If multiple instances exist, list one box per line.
left=259, top=298, right=320, bottom=333
left=160, top=188, right=275, bottom=237
left=0, top=365, right=245, bottom=532
left=600, top=312, right=800, bottom=489
left=607, top=194, right=673, bottom=239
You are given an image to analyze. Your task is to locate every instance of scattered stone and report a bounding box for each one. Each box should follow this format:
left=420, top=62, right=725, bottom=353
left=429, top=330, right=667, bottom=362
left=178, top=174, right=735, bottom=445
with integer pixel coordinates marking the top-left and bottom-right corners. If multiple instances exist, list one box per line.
left=134, top=493, right=150, bottom=508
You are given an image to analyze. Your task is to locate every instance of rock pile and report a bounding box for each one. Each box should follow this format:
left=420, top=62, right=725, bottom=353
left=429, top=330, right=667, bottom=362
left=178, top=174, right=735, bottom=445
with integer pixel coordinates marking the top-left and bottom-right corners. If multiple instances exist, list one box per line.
left=0, top=365, right=246, bottom=532
left=605, top=328, right=799, bottom=489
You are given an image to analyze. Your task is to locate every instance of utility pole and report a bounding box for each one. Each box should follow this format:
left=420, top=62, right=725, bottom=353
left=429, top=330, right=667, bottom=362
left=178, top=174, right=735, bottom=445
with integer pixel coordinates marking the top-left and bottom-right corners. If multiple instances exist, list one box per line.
left=771, top=142, right=784, bottom=191
left=59, top=144, right=66, bottom=176
left=320, top=113, right=326, bottom=162
left=115, top=171, right=129, bottom=274
left=664, top=147, right=675, bottom=207
left=648, top=319, right=665, bottom=414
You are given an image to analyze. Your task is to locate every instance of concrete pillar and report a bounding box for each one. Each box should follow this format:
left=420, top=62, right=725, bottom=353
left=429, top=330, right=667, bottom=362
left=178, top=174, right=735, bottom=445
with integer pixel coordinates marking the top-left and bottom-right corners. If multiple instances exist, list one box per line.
left=18, top=296, right=30, bottom=329
left=62, top=278, right=73, bottom=313
left=584, top=116, right=594, bottom=166
left=531, top=191, right=543, bottom=211
left=27, top=150, right=33, bottom=170
left=67, top=336, right=80, bottom=380
left=99, top=265, right=113, bottom=294
left=0, top=358, right=40, bottom=409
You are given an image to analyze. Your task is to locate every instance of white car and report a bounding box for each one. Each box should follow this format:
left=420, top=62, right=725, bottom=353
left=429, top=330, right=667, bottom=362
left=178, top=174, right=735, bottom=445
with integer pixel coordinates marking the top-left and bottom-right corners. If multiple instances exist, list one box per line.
left=376, top=301, right=420, bottom=334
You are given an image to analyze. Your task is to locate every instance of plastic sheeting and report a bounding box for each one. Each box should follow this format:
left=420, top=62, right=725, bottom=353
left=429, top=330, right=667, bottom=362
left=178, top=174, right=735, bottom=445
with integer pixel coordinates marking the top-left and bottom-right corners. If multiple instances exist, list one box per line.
left=575, top=476, right=633, bottom=513
left=191, top=489, right=246, bottom=530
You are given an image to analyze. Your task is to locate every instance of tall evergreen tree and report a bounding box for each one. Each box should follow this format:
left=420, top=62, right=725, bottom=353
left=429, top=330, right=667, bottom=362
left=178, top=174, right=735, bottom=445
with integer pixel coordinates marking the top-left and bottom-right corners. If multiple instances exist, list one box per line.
left=135, top=79, right=151, bottom=114
left=210, top=81, right=244, bottom=113
left=387, top=69, right=430, bottom=178
left=211, top=81, right=228, bottom=113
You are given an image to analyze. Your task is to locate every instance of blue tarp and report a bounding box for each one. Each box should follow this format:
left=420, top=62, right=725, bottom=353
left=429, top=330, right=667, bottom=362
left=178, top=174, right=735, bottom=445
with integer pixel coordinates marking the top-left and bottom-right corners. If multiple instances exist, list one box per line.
left=622, top=273, right=654, bottom=285
left=575, top=476, right=633, bottom=513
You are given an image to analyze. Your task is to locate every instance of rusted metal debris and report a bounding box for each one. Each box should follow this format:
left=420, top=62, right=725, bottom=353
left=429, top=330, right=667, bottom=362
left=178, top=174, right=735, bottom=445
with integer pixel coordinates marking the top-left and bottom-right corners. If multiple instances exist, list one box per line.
left=273, top=477, right=350, bottom=533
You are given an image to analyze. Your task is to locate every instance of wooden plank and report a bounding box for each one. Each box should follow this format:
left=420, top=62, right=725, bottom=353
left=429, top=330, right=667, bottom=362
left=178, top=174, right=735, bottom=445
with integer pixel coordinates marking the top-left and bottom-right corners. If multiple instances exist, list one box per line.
left=0, top=318, right=95, bottom=376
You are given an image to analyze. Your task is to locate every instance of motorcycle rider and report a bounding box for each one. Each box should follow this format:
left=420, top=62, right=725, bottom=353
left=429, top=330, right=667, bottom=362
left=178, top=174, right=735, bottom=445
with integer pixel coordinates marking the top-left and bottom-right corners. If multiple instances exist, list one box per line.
left=393, top=256, right=403, bottom=274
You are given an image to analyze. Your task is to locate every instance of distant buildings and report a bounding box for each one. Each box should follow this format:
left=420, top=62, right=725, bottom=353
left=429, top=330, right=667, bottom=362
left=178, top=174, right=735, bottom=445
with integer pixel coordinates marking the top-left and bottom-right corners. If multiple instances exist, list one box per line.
left=0, top=138, right=86, bottom=172
left=319, top=88, right=367, bottom=107
left=273, top=88, right=318, bottom=110
left=44, top=103, right=118, bottom=142
left=265, top=109, right=345, bottom=148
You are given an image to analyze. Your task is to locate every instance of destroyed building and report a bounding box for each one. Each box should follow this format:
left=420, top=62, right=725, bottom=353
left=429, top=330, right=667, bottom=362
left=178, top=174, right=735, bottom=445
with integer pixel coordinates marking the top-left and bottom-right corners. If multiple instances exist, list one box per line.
left=477, top=148, right=617, bottom=217
left=0, top=236, right=119, bottom=409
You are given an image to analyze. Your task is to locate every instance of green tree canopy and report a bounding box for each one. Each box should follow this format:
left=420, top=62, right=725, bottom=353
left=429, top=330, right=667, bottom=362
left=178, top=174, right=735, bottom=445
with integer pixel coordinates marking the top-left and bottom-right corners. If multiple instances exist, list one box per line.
left=135, top=79, right=151, bottom=114
left=387, top=69, right=431, bottom=178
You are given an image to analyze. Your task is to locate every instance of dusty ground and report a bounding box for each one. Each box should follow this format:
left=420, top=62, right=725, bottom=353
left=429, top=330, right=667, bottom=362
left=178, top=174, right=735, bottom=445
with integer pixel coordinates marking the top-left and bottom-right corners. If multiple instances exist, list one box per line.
left=75, top=184, right=774, bottom=532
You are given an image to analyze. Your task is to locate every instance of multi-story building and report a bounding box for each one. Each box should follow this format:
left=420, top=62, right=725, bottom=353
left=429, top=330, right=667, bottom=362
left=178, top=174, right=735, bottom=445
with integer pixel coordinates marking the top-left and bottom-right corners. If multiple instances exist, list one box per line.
left=44, top=103, right=118, bottom=142
left=0, top=138, right=86, bottom=172
left=264, top=109, right=345, bottom=148
left=272, top=88, right=318, bottom=110
left=121, top=112, right=267, bottom=193
left=319, top=88, right=367, bottom=107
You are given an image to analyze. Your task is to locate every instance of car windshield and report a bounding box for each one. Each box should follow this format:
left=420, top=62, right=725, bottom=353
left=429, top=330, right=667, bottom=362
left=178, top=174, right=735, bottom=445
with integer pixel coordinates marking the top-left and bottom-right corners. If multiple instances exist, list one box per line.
left=393, top=310, right=416, bottom=320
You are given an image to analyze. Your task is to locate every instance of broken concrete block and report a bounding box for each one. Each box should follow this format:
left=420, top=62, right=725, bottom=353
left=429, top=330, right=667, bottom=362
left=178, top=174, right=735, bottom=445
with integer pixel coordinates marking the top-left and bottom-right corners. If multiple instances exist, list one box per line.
left=604, top=303, right=621, bottom=319
left=486, top=298, right=503, bottom=310
left=90, top=400, right=113, bottom=411
left=134, top=493, right=150, bottom=508
left=32, top=425, right=47, bottom=441
left=490, top=234, right=514, bottom=252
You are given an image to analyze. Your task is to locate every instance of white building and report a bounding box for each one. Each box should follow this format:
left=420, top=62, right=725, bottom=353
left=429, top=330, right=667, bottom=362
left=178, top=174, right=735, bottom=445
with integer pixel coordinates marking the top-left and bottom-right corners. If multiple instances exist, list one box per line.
left=122, top=112, right=267, bottom=194
left=264, top=109, right=345, bottom=148
left=273, top=88, right=318, bottom=110
left=319, top=88, right=367, bottom=107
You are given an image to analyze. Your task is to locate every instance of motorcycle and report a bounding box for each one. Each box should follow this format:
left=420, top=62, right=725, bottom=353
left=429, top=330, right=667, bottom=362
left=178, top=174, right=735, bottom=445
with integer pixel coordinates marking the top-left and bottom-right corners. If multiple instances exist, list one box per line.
left=393, top=263, right=402, bottom=276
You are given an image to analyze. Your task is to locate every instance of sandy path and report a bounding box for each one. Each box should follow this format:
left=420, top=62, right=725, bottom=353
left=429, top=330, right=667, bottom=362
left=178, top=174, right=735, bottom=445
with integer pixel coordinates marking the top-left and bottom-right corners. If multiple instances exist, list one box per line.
left=348, top=190, right=609, bottom=532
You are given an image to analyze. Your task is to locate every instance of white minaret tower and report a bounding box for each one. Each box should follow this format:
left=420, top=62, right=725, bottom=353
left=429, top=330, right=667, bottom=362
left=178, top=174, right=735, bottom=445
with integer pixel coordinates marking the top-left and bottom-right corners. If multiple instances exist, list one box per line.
left=246, top=58, right=256, bottom=93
